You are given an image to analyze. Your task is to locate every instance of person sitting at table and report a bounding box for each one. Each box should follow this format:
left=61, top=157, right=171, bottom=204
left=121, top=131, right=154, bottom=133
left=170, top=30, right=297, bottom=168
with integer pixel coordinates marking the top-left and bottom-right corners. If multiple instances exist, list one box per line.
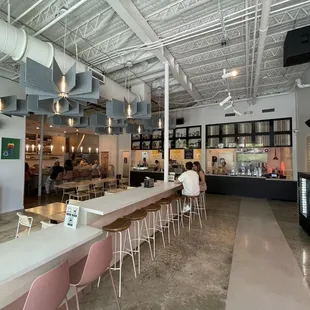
left=45, top=161, right=64, bottom=195
left=154, top=160, right=160, bottom=171
left=142, top=157, right=148, bottom=167
left=64, top=159, right=73, bottom=172
left=175, top=162, right=200, bottom=213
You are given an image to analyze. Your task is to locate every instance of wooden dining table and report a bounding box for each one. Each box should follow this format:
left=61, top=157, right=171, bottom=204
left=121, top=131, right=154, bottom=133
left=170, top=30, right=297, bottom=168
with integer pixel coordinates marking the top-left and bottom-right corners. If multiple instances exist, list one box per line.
left=54, top=177, right=119, bottom=190
left=25, top=202, right=66, bottom=223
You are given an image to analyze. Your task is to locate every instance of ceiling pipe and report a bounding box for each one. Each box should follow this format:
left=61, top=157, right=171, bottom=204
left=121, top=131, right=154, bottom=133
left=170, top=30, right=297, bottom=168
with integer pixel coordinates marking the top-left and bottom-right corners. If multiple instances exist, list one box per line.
left=252, top=0, right=272, bottom=104
left=245, top=0, right=250, bottom=99
left=0, top=19, right=137, bottom=102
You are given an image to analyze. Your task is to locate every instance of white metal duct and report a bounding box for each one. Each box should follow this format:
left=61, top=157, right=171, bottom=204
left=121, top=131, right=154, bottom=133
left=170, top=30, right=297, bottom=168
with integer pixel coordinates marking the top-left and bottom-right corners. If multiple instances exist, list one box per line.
left=0, top=19, right=137, bottom=102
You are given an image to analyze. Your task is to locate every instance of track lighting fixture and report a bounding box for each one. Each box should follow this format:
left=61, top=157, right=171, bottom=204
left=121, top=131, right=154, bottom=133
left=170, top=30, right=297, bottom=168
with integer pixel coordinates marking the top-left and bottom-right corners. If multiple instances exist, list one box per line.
left=222, top=69, right=238, bottom=79
left=219, top=93, right=232, bottom=106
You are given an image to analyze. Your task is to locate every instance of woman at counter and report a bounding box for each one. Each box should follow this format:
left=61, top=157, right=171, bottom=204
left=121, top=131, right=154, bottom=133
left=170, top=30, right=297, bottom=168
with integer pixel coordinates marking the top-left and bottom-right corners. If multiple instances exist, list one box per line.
left=193, top=161, right=207, bottom=192
left=154, top=160, right=160, bottom=172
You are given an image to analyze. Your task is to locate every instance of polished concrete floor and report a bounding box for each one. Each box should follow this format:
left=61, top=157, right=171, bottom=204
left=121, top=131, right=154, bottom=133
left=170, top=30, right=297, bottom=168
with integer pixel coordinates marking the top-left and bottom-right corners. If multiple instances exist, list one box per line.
left=1, top=195, right=310, bottom=309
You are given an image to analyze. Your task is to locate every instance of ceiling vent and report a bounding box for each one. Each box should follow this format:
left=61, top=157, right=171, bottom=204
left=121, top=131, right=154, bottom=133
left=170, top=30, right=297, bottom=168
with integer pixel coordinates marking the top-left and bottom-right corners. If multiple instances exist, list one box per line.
left=262, top=108, right=275, bottom=113
left=88, top=67, right=105, bottom=84
left=225, top=113, right=236, bottom=117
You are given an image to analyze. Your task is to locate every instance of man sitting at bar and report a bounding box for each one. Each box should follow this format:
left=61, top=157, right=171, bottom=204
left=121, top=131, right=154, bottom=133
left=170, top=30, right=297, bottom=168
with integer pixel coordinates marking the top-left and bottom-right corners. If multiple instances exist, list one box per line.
left=175, top=161, right=200, bottom=213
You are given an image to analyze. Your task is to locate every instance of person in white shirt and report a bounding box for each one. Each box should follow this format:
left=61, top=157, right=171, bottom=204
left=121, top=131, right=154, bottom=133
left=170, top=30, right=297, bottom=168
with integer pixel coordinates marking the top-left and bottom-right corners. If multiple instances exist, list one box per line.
left=175, top=162, right=200, bottom=212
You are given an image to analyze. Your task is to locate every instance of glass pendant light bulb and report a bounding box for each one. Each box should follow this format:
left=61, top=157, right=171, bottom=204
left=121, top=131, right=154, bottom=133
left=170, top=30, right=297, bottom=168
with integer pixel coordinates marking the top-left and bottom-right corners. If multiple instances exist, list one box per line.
left=108, top=118, right=112, bottom=126
left=68, top=118, right=74, bottom=127
left=72, top=146, right=74, bottom=153
left=138, top=125, right=141, bottom=134
left=38, top=144, right=41, bottom=151
left=127, top=104, right=132, bottom=118
left=88, top=147, right=91, bottom=153
left=54, top=101, right=60, bottom=114
left=61, top=146, right=65, bottom=153
left=61, top=76, right=66, bottom=95
left=26, top=144, right=29, bottom=152
left=108, top=127, right=111, bottom=134
left=50, top=145, right=53, bottom=152
left=96, top=147, right=99, bottom=154
left=80, top=146, right=83, bottom=153
left=31, top=144, right=35, bottom=152
left=158, top=118, right=162, bottom=129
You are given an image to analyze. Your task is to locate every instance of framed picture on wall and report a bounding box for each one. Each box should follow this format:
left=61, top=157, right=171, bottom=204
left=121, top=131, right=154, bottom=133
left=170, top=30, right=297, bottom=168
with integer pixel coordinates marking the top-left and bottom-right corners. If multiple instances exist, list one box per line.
left=1, top=137, right=21, bottom=160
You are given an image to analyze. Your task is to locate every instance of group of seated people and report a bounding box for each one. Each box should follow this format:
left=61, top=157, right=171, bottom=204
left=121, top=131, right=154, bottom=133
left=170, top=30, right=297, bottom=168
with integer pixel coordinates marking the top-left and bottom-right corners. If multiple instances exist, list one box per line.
left=44, top=158, right=103, bottom=195
left=176, top=161, right=207, bottom=213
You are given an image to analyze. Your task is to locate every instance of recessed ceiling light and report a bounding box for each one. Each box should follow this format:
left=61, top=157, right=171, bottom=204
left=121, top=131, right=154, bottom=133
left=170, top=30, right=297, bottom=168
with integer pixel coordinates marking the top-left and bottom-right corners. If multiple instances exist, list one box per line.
left=76, top=129, right=79, bottom=132
left=64, top=131, right=66, bottom=133
left=36, top=127, right=39, bottom=130
left=50, top=125, right=53, bottom=128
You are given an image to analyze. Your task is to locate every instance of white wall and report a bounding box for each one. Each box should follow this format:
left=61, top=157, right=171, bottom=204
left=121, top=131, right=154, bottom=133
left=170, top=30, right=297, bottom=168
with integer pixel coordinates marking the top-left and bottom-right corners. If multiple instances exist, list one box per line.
left=0, top=76, right=26, bottom=213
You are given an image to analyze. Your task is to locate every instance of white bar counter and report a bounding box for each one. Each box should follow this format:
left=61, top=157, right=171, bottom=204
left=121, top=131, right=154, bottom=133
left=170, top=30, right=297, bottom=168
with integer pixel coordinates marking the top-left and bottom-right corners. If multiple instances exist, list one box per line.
left=0, top=181, right=180, bottom=308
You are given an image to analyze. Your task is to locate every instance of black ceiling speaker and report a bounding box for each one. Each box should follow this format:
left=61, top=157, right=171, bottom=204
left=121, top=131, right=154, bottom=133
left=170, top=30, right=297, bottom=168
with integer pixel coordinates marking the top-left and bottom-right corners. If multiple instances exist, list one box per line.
left=284, top=25, right=310, bottom=67
left=176, top=117, right=184, bottom=125
left=305, top=119, right=310, bottom=128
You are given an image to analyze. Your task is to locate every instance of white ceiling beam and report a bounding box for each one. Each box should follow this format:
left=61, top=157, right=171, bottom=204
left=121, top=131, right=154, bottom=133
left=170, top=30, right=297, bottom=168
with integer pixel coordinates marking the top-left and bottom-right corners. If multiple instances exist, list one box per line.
left=106, top=0, right=203, bottom=102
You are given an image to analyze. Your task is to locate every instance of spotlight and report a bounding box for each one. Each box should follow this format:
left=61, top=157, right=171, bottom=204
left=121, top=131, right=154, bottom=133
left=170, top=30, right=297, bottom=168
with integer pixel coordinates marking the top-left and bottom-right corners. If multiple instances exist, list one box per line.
left=219, top=93, right=232, bottom=106
left=222, top=69, right=238, bottom=79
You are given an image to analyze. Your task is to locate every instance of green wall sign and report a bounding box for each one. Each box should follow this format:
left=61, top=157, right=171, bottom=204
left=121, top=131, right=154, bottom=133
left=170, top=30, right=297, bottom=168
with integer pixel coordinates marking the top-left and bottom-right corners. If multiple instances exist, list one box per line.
left=1, top=137, right=20, bottom=160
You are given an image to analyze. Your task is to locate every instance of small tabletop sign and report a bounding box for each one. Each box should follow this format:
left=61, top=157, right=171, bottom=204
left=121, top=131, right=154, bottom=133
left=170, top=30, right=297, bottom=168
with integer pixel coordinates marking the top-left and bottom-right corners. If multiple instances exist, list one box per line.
left=184, top=149, right=194, bottom=159
left=64, top=204, right=80, bottom=229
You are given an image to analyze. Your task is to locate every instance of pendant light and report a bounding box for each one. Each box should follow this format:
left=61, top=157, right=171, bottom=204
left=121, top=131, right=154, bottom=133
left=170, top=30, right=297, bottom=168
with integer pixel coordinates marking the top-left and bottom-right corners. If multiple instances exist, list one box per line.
left=68, top=118, right=74, bottom=127
left=108, top=126, right=112, bottom=134
left=61, top=146, right=65, bottom=153
left=138, top=125, right=141, bottom=134
left=125, top=61, right=133, bottom=119
left=50, top=145, right=53, bottom=152
left=273, top=147, right=278, bottom=160
left=54, top=101, right=60, bottom=114
left=80, top=146, right=83, bottom=153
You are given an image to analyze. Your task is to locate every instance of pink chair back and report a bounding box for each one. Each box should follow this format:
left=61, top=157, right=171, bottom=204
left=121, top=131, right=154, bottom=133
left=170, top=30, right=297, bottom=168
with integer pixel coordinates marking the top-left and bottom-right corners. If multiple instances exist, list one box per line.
left=23, top=261, right=69, bottom=310
left=74, top=236, right=112, bottom=287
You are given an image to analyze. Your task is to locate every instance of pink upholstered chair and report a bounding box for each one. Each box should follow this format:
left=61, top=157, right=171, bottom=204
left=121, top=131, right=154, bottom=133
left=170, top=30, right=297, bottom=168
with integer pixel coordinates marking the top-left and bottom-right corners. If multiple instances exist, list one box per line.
left=3, top=261, right=70, bottom=310
left=69, top=236, right=120, bottom=310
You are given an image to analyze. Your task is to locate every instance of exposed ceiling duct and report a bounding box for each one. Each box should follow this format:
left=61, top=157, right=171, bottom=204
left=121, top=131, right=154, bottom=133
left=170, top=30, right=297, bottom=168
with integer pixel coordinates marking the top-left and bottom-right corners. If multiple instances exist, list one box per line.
left=252, top=0, right=272, bottom=104
left=0, top=19, right=137, bottom=103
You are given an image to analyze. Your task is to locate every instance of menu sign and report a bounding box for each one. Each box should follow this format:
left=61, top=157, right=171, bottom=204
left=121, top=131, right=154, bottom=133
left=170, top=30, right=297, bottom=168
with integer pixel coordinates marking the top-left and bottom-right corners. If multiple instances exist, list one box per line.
left=184, top=149, right=194, bottom=159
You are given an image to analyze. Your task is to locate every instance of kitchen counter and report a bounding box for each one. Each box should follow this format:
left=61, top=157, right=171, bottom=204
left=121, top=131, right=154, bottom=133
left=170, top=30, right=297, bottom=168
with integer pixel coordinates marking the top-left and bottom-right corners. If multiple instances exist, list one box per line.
left=206, top=174, right=297, bottom=201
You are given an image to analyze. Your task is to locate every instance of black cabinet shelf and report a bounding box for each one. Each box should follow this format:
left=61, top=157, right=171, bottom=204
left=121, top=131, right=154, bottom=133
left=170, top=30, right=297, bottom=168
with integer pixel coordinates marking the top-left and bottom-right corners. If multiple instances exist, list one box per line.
left=206, top=118, right=292, bottom=149
left=131, top=125, right=202, bottom=150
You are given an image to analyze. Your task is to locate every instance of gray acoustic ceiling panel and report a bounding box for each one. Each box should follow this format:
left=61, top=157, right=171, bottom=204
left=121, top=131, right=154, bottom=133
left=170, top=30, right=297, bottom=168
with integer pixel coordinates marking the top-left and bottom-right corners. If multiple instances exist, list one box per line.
left=106, top=99, right=124, bottom=120
left=74, top=116, right=90, bottom=128
left=126, top=123, right=141, bottom=134
left=61, top=101, right=84, bottom=117
left=95, top=127, right=123, bottom=135
left=48, top=115, right=69, bottom=127
left=0, top=95, right=17, bottom=113
left=90, top=113, right=108, bottom=127
left=142, top=115, right=160, bottom=130
left=19, top=57, right=99, bottom=115
left=136, top=101, right=151, bottom=119
left=124, top=98, right=138, bottom=116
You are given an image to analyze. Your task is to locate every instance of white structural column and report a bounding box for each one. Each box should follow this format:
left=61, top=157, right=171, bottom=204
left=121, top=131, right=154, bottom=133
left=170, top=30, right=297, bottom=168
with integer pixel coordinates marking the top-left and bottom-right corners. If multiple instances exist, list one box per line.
left=38, top=115, right=44, bottom=197
left=201, top=125, right=206, bottom=172
left=164, top=62, right=169, bottom=182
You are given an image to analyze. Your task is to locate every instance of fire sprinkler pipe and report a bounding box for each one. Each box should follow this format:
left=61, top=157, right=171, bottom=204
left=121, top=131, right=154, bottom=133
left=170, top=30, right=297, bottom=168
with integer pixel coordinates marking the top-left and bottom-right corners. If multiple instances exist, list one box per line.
left=296, top=79, right=310, bottom=89
left=0, top=19, right=137, bottom=101
left=252, top=0, right=272, bottom=104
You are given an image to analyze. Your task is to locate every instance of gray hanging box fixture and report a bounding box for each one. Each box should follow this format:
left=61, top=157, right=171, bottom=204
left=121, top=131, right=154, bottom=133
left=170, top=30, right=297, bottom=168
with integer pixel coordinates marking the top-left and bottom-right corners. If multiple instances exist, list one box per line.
left=19, top=57, right=100, bottom=114
left=95, top=127, right=123, bottom=135
left=48, top=115, right=70, bottom=127
left=126, top=123, right=141, bottom=134
left=90, top=113, right=127, bottom=128
left=0, top=95, right=18, bottom=113
left=106, top=98, right=151, bottom=120
left=74, top=116, right=90, bottom=128
left=0, top=95, right=40, bottom=117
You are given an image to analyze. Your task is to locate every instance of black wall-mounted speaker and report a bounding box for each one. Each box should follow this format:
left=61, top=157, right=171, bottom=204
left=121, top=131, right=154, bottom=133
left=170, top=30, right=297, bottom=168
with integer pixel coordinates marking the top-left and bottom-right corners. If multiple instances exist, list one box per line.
left=176, top=117, right=184, bottom=125
left=305, top=119, right=310, bottom=128
left=284, top=26, right=310, bottom=67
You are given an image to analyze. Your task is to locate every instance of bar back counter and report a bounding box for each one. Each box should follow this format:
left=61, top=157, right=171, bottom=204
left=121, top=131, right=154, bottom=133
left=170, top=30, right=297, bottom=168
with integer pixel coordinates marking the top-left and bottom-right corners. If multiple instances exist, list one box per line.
left=206, top=175, right=297, bottom=202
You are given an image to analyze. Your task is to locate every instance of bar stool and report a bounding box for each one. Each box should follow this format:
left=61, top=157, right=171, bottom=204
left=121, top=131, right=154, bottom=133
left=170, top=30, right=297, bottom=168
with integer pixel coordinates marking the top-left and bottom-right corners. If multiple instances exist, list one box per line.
left=124, top=210, right=153, bottom=274
left=199, top=191, right=207, bottom=220
left=141, top=203, right=166, bottom=257
left=102, top=218, right=137, bottom=297
left=181, top=195, right=203, bottom=232
left=168, top=193, right=182, bottom=235
left=157, top=197, right=175, bottom=243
